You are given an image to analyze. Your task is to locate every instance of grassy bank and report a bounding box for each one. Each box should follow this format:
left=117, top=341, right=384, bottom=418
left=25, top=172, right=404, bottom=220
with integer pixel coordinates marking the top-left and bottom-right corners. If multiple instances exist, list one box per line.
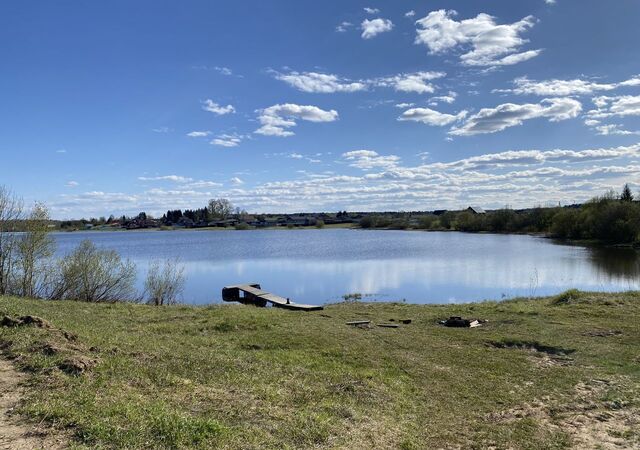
left=0, top=293, right=639, bottom=449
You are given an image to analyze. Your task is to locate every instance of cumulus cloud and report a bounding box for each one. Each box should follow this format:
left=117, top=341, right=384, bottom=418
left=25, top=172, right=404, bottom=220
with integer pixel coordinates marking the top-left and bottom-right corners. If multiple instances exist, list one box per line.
left=414, top=10, right=541, bottom=66
left=343, top=150, right=401, bottom=170
left=274, top=71, right=367, bottom=93
left=586, top=95, right=640, bottom=119
left=398, top=108, right=468, bottom=127
left=335, top=21, right=353, bottom=32
left=375, top=71, right=446, bottom=94
left=186, top=131, right=211, bottom=137
left=450, top=98, right=582, bottom=136
left=214, top=66, right=233, bottom=76
left=495, top=75, right=640, bottom=96
left=429, top=91, right=457, bottom=105
left=202, top=99, right=235, bottom=115
left=364, top=7, right=380, bottom=14
left=405, top=10, right=415, bottom=18
left=255, top=104, right=339, bottom=137
left=65, top=181, right=79, bottom=188
left=274, top=70, right=446, bottom=95
left=361, top=18, right=394, bottom=39
left=138, top=175, right=193, bottom=183
left=593, top=124, right=640, bottom=136
left=211, top=133, right=245, bottom=147
left=51, top=142, right=640, bottom=217
left=429, top=144, right=640, bottom=170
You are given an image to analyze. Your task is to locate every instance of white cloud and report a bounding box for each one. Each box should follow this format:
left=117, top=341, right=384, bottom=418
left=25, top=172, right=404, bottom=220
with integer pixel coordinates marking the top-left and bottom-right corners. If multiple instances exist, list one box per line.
left=56, top=149, right=67, bottom=154
left=211, top=133, right=244, bottom=147
left=51, top=142, right=640, bottom=217
left=255, top=103, right=338, bottom=137
left=495, top=75, right=640, bottom=96
left=545, top=0, right=556, bottom=4
left=336, top=21, right=353, bottom=32
left=375, top=71, right=446, bottom=94
left=202, top=99, right=236, bottom=115
left=364, top=7, right=380, bottom=14
left=65, top=181, right=79, bottom=188
left=450, top=98, right=582, bottom=136
left=274, top=71, right=367, bottom=93
left=395, top=102, right=415, bottom=108
left=361, top=18, right=394, bottom=39
left=405, top=10, right=415, bottom=18
left=186, top=131, right=211, bottom=137
left=138, top=175, right=193, bottom=183
left=587, top=95, right=640, bottom=119
left=429, top=91, right=457, bottom=105
left=414, top=10, right=541, bottom=66
left=152, top=127, right=170, bottom=133
left=214, top=66, right=233, bottom=76
left=230, top=177, right=244, bottom=186
left=593, top=124, right=640, bottom=136
left=343, top=150, right=401, bottom=170
left=289, top=153, right=304, bottom=159
left=398, top=108, right=468, bottom=127
left=274, top=70, right=446, bottom=95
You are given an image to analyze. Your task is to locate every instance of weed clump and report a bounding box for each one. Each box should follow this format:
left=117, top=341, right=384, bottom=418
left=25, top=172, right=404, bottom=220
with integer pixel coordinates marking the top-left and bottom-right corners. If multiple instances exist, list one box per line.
left=552, top=289, right=583, bottom=305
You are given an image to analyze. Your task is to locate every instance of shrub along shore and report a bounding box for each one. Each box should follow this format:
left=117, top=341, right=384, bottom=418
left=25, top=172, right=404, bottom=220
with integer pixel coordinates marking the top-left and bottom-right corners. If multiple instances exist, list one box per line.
left=0, top=291, right=638, bottom=448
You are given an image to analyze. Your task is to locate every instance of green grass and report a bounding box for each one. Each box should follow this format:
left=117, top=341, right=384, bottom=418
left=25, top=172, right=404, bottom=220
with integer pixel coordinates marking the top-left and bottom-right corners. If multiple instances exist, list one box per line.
left=0, top=291, right=639, bottom=449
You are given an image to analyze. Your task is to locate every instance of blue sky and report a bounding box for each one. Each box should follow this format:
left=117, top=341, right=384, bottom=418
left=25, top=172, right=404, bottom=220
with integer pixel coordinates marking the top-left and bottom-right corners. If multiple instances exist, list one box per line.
left=2, top=0, right=640, bottom=218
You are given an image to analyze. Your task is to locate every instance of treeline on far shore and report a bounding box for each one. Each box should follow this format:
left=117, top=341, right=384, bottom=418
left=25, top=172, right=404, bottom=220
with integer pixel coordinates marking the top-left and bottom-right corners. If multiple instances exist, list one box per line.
left=361, top=185, right=640, bottom=246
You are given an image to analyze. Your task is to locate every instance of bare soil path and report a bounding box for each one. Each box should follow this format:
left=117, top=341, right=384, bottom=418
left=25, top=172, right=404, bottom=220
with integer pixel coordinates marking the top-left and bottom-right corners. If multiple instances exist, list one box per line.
left=0, top=360, right=66, bottom=449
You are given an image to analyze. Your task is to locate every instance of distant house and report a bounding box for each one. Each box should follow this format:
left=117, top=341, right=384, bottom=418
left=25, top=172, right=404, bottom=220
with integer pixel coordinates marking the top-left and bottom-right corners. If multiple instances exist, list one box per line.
left=467, top=206, right=486, bottom=215
left=432, top=210, right=448, bottom=216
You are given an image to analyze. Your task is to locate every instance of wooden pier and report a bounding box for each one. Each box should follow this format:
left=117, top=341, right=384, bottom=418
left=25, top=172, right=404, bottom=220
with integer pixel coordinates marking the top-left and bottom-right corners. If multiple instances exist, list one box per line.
left=222, top=284, right=323, bottom=311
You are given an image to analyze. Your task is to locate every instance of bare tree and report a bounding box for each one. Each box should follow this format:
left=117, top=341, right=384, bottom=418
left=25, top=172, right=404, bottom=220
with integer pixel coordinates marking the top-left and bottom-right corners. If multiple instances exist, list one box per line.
left=144, top=259, right=186, bottom=306
left=16, top=203, right=55, bottom=298
left=207, top=198, right=233, bottom=220
left=51, top=240, right=137, bottom=302
left=0, top=186, right=23, bottom=295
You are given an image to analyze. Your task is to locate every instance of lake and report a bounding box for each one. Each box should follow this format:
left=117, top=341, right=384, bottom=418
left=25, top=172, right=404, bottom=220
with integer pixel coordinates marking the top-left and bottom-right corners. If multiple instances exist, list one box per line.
left=52, top=229, right=640, bottom=305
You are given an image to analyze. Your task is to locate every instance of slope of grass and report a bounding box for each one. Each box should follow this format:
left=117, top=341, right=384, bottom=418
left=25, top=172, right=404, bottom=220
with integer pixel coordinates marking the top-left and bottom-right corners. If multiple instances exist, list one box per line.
left=0, top=292, right=639, bottom=449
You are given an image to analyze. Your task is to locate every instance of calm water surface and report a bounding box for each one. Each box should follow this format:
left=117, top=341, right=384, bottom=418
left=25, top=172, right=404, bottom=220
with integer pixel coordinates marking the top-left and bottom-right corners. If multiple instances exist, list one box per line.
left=52, top=229, right=640, bottom=305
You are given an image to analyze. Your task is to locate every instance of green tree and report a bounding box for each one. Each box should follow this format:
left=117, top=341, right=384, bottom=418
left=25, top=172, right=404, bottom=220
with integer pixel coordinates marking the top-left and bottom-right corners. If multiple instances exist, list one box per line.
left=621, top=184, right=634, bottom=202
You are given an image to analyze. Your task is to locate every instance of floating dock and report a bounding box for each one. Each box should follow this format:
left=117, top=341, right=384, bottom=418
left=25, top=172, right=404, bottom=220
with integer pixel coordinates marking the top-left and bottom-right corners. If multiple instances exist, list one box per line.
left=222, top=284, right=323, bottom=311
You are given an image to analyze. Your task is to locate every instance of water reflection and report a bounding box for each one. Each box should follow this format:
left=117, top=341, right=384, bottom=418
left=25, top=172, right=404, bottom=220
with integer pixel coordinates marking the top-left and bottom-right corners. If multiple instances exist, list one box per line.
left=587, top=246, right=640, bottom=281
left=51, top=230, right=640, bottom=305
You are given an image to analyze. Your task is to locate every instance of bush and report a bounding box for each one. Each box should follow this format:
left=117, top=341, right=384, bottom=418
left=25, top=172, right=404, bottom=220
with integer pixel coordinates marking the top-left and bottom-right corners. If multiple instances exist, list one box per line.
left=416, top=215, right=436, bottom=230
left=359, top=216, right=375, bottom=228
left=234, top=222, right=250, bottom=230
left=553, top=289, right=583, bottom=305
left=315, top=220, right=325, bottom=229
left=145, top=259, right=186, bottom=306
left=51, top=240, right=137, bottom=302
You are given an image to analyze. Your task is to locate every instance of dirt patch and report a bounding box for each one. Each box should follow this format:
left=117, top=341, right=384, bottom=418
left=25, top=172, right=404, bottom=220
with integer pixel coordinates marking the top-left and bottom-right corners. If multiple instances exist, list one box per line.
left=1, top=316, right=51, bottom=329
left=488, top=339, right=575, bottom=356
left=488, top=379, right=640, bottom=449
left=529, top=354, right=574, bottom=368
left=582, top=329, right=623, bottom=338
left=0, top=359, right=67, bottom=449
left=58, top=356, right=96, bottom=376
